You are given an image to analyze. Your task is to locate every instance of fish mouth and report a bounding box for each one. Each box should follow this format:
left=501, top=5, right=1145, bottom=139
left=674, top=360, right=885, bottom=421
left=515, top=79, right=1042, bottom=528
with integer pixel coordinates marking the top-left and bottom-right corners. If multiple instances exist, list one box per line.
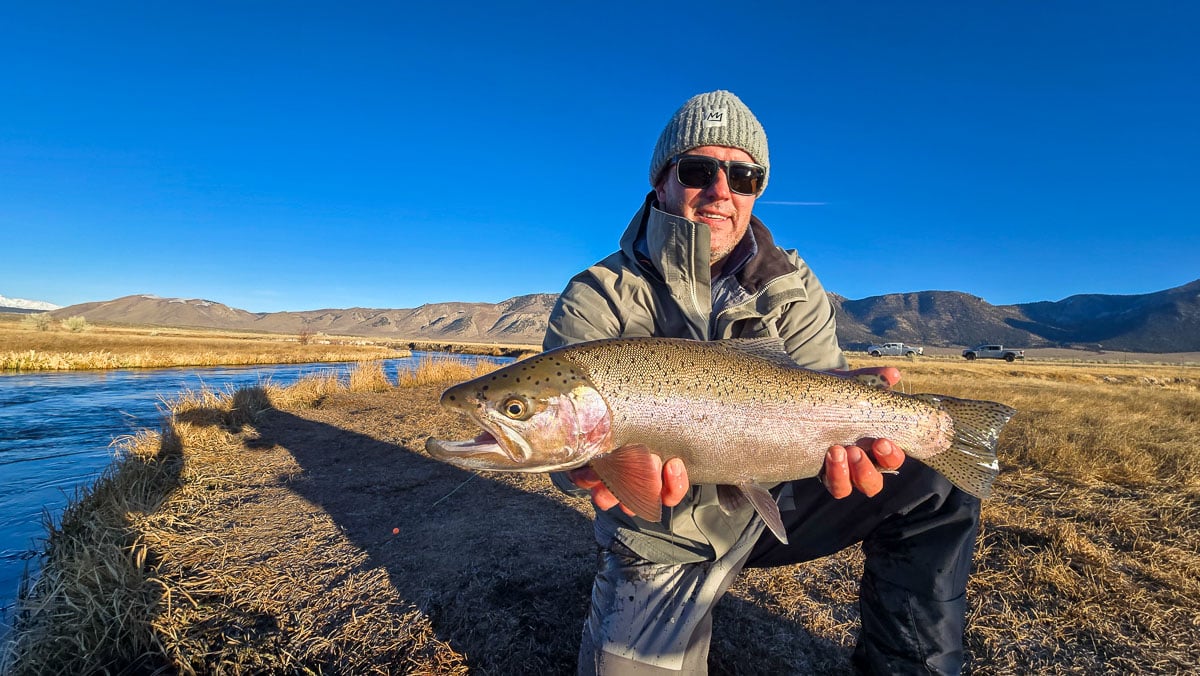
left=424, top=414, right=532, bottom=469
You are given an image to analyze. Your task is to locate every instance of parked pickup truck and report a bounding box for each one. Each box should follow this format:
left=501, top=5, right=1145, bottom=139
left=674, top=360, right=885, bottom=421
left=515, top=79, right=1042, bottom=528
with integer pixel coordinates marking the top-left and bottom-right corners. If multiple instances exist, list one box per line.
left=962, top=344, right=1025, bottom=362
left=866, top=342, right=923, bottom=357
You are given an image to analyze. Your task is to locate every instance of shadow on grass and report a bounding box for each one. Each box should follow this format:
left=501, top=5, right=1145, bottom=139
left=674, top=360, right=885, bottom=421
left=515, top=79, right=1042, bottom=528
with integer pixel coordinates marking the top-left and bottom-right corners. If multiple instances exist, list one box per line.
left=250, top=401, right=595, bottom=673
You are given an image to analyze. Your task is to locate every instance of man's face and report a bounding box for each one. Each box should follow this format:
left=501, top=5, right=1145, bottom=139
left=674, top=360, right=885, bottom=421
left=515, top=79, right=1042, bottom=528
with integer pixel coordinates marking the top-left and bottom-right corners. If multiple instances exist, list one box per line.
left=654, top=145, right=759, bottom=266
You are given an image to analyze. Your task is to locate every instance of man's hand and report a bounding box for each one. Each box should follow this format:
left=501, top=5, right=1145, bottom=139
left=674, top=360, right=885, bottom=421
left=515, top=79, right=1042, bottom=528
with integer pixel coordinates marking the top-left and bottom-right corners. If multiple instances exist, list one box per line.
left=822, top=366, right=906, bottom=498
left=568, top=457, right=689, bottom=517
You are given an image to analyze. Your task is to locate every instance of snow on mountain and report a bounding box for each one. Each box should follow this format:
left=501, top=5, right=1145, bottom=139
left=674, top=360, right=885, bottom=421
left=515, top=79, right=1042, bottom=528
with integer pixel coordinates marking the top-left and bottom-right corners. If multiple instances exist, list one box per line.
left=0, top=294, right=61, bottom=311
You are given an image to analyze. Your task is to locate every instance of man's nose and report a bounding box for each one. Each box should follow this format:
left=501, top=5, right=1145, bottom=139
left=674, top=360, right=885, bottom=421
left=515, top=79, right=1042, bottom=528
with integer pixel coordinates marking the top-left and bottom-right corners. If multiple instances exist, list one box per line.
left=704, top=167, right=733, bottom=198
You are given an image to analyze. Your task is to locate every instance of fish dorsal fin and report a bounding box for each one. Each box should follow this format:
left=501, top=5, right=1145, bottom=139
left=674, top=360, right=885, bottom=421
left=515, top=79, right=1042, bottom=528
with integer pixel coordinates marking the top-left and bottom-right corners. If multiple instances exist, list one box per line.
left=589, top=444, right=663, bottom=523
left=734, top=482, right=788, bottom=544
left=715, top=338, right=799, bottom=369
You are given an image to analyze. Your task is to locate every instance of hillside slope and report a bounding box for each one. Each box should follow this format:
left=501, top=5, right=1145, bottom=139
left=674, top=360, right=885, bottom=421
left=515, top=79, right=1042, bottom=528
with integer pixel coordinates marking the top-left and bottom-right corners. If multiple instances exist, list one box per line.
left=48, top=280, right=1200, bottom=353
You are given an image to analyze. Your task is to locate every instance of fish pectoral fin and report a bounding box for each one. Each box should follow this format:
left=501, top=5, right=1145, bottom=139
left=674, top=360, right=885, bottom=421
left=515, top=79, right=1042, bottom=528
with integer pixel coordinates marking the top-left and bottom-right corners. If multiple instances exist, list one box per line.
left=716, top=484, right=747, bottom=515
left=737, top=482, right=788, bottom=545
left=589, top=444, right=663, bottom=523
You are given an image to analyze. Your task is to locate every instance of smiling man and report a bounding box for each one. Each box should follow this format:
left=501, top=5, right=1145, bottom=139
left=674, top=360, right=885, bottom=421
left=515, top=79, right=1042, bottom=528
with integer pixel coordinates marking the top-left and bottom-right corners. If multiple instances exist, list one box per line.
left=544, top=91, right=980, bottom=675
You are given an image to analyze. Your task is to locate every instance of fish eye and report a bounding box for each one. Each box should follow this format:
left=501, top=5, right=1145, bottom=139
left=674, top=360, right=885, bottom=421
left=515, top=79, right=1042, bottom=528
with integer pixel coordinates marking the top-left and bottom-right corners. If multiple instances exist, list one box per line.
left=501, top=397, right=530, bottom=419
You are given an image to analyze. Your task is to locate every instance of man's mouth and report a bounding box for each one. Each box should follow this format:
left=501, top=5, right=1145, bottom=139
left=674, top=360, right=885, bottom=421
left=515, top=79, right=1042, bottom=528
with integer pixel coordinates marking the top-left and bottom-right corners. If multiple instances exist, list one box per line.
left=697, top=210, right=731, bottom=221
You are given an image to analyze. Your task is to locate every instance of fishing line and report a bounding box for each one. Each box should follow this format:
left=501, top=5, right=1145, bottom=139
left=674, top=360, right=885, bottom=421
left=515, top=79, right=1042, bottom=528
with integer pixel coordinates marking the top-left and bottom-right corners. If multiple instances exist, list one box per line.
left=432, top=472, right=481, bottom=508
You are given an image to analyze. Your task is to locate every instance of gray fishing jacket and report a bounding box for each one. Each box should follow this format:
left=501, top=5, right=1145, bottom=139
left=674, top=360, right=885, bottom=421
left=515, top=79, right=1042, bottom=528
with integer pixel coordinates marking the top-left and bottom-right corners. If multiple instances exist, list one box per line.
left=544, top=193, right=847, bottom=565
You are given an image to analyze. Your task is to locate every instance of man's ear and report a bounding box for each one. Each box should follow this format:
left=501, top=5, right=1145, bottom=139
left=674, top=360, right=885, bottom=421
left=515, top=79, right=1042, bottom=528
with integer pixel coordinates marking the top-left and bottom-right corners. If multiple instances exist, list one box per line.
left=652, top=172, right=668, bottom=203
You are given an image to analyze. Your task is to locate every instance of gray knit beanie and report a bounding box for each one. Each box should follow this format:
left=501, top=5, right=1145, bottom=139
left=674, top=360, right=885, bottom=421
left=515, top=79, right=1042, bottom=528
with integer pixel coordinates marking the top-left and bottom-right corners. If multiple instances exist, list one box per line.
left=649, top=90, right=770, bottom=193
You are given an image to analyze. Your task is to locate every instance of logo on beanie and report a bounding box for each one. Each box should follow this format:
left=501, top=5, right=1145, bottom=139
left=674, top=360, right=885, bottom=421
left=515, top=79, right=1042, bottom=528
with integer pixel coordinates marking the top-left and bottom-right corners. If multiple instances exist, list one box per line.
left=703, top=108, right=727, bottom=128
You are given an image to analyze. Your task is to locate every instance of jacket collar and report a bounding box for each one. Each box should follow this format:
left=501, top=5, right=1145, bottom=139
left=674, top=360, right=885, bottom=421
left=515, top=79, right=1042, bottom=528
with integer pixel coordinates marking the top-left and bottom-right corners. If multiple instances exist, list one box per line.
left=618, top=192, right=796, bottom=295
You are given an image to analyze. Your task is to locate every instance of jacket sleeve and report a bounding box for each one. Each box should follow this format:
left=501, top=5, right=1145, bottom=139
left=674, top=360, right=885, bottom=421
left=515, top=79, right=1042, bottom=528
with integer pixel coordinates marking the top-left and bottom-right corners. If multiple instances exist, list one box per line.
left=543, top=270, right=626, bottom=350
left=776, top=253, right=849, bottom=371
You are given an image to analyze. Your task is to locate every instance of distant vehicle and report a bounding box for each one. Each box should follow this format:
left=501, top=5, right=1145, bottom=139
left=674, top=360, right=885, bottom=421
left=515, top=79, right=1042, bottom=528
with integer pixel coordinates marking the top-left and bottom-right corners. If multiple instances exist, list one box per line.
left=962, top=344, right=1025, bottom=362
left=866, top=342, right=923, bottom=357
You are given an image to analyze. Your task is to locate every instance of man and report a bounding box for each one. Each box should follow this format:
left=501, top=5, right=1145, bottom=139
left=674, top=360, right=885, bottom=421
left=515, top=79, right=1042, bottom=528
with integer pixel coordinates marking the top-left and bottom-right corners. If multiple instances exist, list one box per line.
left=544, top=90, right=981, bottom=674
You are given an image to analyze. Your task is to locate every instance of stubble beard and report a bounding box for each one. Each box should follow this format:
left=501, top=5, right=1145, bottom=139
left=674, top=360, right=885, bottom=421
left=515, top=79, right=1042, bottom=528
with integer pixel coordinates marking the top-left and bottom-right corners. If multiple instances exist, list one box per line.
left=709, top=240, right=736, bottom=267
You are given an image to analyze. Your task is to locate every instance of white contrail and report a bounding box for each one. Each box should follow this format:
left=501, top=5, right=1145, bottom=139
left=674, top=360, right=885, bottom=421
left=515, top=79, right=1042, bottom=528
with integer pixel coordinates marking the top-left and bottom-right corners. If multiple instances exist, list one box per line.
left=758, top=200, right=828, bottom=206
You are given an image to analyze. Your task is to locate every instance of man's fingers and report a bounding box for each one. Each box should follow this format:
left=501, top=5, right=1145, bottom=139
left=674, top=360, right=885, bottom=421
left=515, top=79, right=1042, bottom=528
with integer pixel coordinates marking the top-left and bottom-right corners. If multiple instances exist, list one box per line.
left=568, top=467, right=620, bottom=511
left=591, top=485, right=621, bottom=512
left=856, top=437, right=905, bottom=472
left=869, top=438, right=905, bottom=471
left=823, top=446, right=853, bottom=499
left=876, top=367, right=901, bottom=389
left=848, top=445, right=884, bottom=497
left=576, top=455, right=692, bottom=514
left=567, top=467, right=601, bottom=489
left=843, top=366, right=902, bottom=390
left=662, top=457, right=690, bottom=507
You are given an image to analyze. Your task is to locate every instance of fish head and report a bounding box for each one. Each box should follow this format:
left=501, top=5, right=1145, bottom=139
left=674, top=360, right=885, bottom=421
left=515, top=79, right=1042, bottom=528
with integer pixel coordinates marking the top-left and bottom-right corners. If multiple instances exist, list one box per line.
left=425, top=352, right=613, bottom=473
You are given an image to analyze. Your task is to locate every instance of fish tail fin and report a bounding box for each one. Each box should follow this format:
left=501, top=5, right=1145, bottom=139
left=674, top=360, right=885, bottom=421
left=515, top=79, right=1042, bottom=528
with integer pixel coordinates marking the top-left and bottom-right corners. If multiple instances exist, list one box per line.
left=912, top=394, right=1016, bottom=499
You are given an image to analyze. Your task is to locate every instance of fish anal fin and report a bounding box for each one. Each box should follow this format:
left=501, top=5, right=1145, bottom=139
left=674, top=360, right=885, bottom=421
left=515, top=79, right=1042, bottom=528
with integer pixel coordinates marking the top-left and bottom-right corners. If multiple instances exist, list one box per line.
left=737, top=482, right=788, bottom=545
left=589, top=444, right=663, bottom=522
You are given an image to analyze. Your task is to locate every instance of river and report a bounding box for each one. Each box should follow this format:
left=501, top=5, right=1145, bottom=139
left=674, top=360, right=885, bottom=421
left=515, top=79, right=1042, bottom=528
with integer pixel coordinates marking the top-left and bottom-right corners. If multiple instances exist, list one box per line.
left=0, top=353, right=510, bottom=632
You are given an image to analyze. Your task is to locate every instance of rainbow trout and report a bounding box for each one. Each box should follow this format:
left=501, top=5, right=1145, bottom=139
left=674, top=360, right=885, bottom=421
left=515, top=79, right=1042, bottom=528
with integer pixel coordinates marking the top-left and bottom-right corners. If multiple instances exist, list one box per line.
left=425, top=337, right=1015, bottom=543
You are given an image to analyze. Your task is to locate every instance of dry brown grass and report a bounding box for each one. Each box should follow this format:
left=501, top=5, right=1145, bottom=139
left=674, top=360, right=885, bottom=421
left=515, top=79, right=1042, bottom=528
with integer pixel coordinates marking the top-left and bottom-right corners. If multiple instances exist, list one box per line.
left=0, top=318, right=408, bottom=370
left=394, top=355, right=499, bottom=389
left=4, top=356, right=1199, bottom=673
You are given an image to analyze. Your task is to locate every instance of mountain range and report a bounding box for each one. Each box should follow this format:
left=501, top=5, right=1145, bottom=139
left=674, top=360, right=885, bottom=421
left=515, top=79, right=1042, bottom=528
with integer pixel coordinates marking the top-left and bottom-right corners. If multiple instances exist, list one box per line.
left=32, top=279, right=1200, bottom=353
left=0, top=294, right=61, bottom=312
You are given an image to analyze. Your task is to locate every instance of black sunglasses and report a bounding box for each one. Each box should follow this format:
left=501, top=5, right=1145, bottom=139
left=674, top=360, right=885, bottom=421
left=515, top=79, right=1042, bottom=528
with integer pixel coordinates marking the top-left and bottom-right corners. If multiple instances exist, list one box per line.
left=671, top=154, right=766, bottom=196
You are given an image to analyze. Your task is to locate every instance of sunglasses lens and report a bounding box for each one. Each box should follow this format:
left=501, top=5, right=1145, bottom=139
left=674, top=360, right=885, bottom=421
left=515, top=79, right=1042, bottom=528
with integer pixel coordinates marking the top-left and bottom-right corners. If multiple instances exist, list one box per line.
left=674, top=157, right=763, bottom=195
left=676, top=157, right=718, bottom=189
left=727, top=164, right=763, bottom=195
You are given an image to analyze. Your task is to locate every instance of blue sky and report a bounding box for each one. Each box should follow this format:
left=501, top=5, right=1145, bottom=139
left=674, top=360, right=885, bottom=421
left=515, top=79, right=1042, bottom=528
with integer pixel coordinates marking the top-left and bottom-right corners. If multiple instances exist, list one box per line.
left=2, top=2, right=1197, bottom=313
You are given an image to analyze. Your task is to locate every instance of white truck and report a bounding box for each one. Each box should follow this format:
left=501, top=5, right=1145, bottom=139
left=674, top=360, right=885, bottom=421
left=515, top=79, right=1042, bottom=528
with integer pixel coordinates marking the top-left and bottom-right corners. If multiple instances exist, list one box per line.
left=866, top=342, right=923, bottom=357
left=962, top=344, right=1025, bottom=362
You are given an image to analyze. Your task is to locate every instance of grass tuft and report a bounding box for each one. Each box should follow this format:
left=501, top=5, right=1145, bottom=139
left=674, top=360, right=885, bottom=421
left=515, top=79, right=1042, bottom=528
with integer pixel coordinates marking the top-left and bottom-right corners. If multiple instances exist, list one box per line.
left=395, top=356, right=500, bottom=388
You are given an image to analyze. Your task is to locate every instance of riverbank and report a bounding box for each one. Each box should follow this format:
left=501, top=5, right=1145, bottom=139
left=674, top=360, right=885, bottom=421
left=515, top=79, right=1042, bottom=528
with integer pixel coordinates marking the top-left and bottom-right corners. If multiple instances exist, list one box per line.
left=3, top=359, right=1198, bottom=672
left=0, top=315, right=538, bottom=371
